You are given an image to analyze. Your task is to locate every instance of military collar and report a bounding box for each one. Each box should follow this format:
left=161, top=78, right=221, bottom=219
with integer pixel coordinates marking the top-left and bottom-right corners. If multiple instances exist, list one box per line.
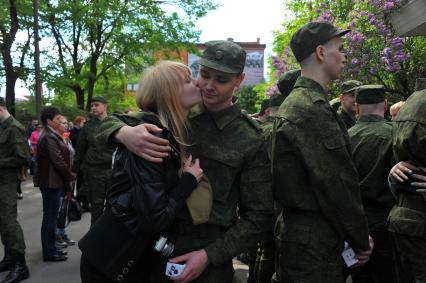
left=190, top=103, right=241, bottom=130
left=293, top=76, right=328, bottom=102
left=357, top=115, right=386, bottom=123
left=338, top=107, right=356, bottom=122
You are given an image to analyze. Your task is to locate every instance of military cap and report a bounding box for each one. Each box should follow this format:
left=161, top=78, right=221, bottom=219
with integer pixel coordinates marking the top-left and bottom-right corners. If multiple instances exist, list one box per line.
left=341, top=80, right=362, bottom=94
left=259, top=99, right=270, bottom=116
left=291, top=22, right=350, bottom=62
left=277, top=69, right=301, bottom=98
left=0, top=97, right=5, bottom=107
left=198, top=40, right=246, bottom=74
left=355, top=85, right=386, bottom=104
left=90, top=96, right=108, bottom=104
left=415, top=78, right=426, bottom=91
left=269, top=93, right=285, bottom=108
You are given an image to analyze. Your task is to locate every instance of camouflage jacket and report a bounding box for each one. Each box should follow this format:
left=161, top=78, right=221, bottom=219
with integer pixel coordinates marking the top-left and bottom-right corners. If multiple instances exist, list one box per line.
left=0, top=116, right=31, bottom=184
left=273, top=76, right=369, bottom=251
left=74, top=116, right=115, bottom=171
left=348, top=115, right=395, bottom=231
left=96, top=104, right=274, bottom=265
left=337, top=106, right=356, bottom=130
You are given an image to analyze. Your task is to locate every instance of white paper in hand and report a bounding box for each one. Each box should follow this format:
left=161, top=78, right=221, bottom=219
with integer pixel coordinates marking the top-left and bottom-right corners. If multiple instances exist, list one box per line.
left=342, top=242, right=359, bottom=267
left=165, top=262, right=186, bottom=277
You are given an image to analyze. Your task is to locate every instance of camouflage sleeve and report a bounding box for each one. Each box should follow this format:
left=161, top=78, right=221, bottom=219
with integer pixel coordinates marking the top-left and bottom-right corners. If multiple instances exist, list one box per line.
left=95, top=113, right=143, bottom=145
left=204, top=141, right=274, bottom=265
left=73, top=125, right=88, bottom=172
left=0, top=126, right=30, bottom=168
left=289, top=108, right=369, bottom=251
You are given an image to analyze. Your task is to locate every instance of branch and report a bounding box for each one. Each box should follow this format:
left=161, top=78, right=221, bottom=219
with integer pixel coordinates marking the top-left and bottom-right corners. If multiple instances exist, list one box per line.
left=19, top=26, right=32, bottom=69
left=96, top=51, right=126, bottom=80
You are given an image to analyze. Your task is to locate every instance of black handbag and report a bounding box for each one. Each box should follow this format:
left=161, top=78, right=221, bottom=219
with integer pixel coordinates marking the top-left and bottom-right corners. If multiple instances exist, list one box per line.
left=57, top=196, right=69, bottom=229
left=78, top=196, right=152, bottom=282
left=68, top=197, right=82, bottom=222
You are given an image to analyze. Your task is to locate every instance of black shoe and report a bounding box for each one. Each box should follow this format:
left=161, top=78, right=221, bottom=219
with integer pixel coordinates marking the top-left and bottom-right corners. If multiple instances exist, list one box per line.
left=56, top=249, right=67, bottom=256
left=43, top=254, right=67, bottom=262
left=62, top=235, right=75, bottom=246
left=0, top=263, right=29, bottom=283
left=0, top=258, right=14, bottom=273
left=17, top=193, right=23, bottom=200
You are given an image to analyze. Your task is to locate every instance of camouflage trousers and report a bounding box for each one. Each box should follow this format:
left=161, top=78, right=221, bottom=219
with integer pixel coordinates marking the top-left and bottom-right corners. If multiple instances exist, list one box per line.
left=0, top=181, right=26, bottom=258
left=83, top=165, right=112, bottom=226
left=275, top=211, right=344, bottom=283
left=393, top=233, right=426, bottom=283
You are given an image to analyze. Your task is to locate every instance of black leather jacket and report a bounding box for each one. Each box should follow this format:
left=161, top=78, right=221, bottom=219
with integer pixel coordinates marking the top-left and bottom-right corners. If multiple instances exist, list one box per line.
left=107, top=113, right=198, bottom=235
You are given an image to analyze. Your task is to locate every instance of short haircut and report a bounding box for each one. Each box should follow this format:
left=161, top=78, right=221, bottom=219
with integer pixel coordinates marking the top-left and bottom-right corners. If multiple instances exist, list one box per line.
left=40, top=106, right=61, bottom=126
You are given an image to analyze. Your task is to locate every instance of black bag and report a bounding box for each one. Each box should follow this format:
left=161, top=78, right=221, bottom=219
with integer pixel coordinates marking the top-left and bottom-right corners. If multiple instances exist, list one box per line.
left=57, top=197, right=69, bottom=229
left=79, top=204, right=151, bottom=282
left=68, top=197, right=82, bottom=222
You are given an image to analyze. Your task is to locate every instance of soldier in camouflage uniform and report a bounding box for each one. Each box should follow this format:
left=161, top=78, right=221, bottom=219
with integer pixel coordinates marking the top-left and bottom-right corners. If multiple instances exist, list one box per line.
left=337, top=80, right=362, bottom=130
left=96, top=40, right=274, bottom=283
left=249, top=69, right=300, bottom=283
left=74, top=96, right=115, bottom=226
left=348, top=85, right=397, bottom=283
left=0, top=97, right=30, bottom=283
left=272, top=22, right=373, bottom=283
left=388, top=79, right=426, bottom=283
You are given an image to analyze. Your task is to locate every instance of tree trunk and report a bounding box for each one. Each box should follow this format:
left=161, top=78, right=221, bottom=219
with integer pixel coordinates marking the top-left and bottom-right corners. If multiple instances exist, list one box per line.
left=86, top=55, right=98, bottom=110
left=72, top=85, right=85, bottom=110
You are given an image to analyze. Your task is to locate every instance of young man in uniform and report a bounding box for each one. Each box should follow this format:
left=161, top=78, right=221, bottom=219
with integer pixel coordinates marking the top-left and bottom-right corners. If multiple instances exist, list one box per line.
left=96, top=40, right=274, bottom=283
left=74, top=96, right=114, bottom=226
left=272, top=22, right=373, bottom=282
left=0, top=97, right=30, bottom=283
left=348, top=85, right=397, bottom=283
left=337, top=80, right=362, bottom=129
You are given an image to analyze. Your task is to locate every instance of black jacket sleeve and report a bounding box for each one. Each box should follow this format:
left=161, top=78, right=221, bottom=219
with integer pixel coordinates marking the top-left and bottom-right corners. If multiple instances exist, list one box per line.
left=110, top=145, right=197, bottom=235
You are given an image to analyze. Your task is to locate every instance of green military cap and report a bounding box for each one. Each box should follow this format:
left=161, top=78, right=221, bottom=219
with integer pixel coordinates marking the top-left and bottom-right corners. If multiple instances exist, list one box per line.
left=291, top=22, right=350, bottom=62
left=90, top=96, right=108, bottom=104
left=198, top=40, right=246, bottom=74
left=355, top=85, right=386, bottom=104
left=0, top=97, right=5, bottom=107
left=269, top=93, right=285, bottom=108
left=259, top=99, right=270, bottom=115
left=341, top=80, right=362, bottom=94
left=277, top=69, right=301, bottom=98
left=415, top=78, right=426, bottom=91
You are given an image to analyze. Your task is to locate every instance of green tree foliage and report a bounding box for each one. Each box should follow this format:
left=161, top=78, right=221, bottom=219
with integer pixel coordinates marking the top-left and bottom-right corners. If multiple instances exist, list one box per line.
left=41, top=0, right=216, bottom=110
left=0, top=0, right=33, bottom=115
left=236, top=85, right=262, bottom=114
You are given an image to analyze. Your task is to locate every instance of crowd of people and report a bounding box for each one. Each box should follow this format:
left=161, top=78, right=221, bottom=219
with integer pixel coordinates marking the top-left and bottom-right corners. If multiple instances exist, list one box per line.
left=0, top=21, right=425, bottom=283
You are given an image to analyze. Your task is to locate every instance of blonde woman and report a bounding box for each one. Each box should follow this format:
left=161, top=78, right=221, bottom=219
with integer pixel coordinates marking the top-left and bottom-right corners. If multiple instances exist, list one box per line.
left=80, top=61, right=203, bottom=283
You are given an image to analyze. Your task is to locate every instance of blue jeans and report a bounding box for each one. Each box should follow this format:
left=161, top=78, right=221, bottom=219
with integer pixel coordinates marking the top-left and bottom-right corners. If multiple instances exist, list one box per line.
left=40, top=187, right=62, bottom=257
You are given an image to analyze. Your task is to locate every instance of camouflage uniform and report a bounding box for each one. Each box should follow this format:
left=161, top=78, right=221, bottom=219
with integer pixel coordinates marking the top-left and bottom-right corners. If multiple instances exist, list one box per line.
left=348, top=107, right=397, bottom=282
left=337, top=106, right=356, bottom=129
left=0, top=116, right=30, bottom=262
left=273, top=76, right=369, bottom=282
left=388, top=89, right=426, bottom=283
left=74, top=116, right=114, bottom=225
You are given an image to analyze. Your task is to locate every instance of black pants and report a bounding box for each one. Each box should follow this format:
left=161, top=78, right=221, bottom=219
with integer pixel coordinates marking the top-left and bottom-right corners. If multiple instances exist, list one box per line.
left=40, top=187, right=62, bottom=257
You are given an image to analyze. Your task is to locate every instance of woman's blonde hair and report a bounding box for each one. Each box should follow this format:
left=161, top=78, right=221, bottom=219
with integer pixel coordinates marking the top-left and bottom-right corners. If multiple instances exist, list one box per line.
left=136, top=60, right=191, bottom=147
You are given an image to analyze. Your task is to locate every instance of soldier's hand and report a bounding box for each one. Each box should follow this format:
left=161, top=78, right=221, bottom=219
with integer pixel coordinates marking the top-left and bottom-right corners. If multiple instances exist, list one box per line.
left=390, top=161, right=418, bottom=183
left=169, top=249, right=209, bottom=283
left=115, top=124, right=171, bottom=162
left=413, top=167, right=426, bottom=188
left=183, top=155, right=203, bottom=182
left=354, top=235, right=374, bottom=266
